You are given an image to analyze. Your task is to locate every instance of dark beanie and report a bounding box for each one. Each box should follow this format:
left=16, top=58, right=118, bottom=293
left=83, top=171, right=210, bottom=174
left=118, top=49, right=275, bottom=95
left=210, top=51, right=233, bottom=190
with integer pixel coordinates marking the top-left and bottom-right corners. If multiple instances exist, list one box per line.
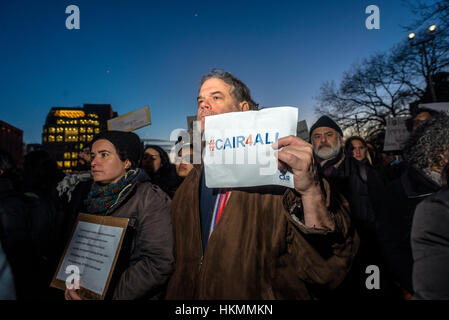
left=91, top=130, right=143, bottom=167
left=309, top=116, right=343, bottom=140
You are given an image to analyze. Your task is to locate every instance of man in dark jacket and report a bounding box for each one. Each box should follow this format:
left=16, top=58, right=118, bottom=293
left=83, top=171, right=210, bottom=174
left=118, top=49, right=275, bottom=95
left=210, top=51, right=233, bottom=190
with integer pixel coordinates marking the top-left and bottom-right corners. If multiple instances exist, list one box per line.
left=309, top=116, right=388, bottom=298
left=378, top=114, right=449, bottom=298
left=166, top=70, right=358, bottom=300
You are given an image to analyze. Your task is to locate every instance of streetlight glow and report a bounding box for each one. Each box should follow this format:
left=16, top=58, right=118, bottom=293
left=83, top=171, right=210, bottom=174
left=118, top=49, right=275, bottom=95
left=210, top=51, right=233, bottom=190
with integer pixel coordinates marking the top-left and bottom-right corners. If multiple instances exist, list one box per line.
left=428, top=24, right=437, bottom=32
left=408, top=32, right=415, bottom=40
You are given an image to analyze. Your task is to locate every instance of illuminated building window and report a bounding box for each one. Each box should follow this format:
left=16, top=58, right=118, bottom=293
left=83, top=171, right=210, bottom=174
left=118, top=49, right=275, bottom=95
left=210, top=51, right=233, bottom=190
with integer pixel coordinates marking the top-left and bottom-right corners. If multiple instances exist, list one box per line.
left=72, top=161, right=77, bottom=167
left=43, top=136, right=47, bottom=142
left=87, top=135, right=93, bottom=142
left=94, top=128, right=100, bottom=134
left=79, top=143, right=84, bottom=149
left=64, top=161, right=71, bottom=168
left=57, top=127, right=63, bottom=133
left=72, top=152, right=78, bottom=159
left=73, top=136, right=79, bottom=142
left=57, top=161, right=63, bottom=168
left=80, top=127, right=86, bottom=133
left=49, top=127, right=55, bottom=133
left=87, top=127, right=93, bottom=133
left=44, top=128, right=47, bottom=133
left=80, top=135, right=86, bottom=142
left=54, top=110, right=85, bottom=118
left=94, top=121, right=99, bottom=126
left=64, top=152, right=71, bottom=159
left=48, top=135, right=55, bottom=142
left=56, top=135, right=63, bottom=142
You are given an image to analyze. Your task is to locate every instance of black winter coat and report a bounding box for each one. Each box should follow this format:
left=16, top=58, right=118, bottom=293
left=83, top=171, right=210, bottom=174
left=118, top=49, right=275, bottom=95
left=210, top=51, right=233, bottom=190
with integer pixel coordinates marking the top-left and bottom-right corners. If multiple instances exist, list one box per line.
left=377, top=165, right=440, bottom=294
left=411, top=188, right=449, bottom=300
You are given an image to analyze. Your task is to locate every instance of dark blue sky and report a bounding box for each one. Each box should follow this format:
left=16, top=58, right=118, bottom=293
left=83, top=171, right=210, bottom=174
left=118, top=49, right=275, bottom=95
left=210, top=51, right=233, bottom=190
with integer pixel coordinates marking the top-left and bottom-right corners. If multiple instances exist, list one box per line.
left=0, top=0, right=429, bottom=143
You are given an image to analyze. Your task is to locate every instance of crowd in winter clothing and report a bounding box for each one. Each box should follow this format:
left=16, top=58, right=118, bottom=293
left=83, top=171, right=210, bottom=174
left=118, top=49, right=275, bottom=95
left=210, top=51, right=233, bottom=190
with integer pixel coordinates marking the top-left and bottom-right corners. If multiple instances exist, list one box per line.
left=1, top=70, right=449, bottom=300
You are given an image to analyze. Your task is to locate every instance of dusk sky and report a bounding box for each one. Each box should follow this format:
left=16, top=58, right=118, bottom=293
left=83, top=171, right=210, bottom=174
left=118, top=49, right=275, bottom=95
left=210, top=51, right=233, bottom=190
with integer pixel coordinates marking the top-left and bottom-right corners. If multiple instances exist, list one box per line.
left=0, top=0, right=430, bottom=144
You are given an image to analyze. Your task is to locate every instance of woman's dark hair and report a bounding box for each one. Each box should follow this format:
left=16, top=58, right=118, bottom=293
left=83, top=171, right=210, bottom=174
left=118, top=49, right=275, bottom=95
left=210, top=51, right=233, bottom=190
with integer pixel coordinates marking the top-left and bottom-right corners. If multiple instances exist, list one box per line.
left=144, top=145, right=171, bottom=171
left=143, top=145, right=182, bottom=198
left=345, top=136, right=367, bottom=153
left=345, top=136, right=373, bottom=165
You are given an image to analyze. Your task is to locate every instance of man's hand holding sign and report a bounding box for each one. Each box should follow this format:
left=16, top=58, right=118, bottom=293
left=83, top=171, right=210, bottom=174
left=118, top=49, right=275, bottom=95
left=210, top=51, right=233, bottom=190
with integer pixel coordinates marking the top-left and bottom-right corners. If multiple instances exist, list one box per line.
left=273, top=135, right=334, bottom=231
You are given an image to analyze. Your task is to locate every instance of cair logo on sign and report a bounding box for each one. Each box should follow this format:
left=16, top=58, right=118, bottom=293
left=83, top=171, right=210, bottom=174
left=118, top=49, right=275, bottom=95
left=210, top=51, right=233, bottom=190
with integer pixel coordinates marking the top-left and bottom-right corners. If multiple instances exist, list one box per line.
left=209, top=132, right=280, bottom=152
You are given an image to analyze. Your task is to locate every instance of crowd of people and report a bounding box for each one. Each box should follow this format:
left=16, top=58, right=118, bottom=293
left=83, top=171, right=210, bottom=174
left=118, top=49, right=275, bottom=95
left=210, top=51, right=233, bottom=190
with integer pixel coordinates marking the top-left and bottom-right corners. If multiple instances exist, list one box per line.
left=1, top=69, right=449, bottom=300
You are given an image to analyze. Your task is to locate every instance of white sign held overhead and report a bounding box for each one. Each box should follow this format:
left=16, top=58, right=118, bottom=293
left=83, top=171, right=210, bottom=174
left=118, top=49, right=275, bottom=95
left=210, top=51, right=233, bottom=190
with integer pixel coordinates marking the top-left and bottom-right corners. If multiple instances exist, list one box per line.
left=296, top=120, right=309, bottom=142
left=107, top=106, right=151, bottom=132
left=383, top=117, right=410, bottom=152
left=418, top=102, right=449, bottom=114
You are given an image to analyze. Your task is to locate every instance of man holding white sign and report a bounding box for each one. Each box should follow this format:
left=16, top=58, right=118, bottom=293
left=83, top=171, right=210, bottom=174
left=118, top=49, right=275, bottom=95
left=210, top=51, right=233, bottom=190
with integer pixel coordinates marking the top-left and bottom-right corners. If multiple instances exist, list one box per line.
left=166, top=70, right=357, bottom=299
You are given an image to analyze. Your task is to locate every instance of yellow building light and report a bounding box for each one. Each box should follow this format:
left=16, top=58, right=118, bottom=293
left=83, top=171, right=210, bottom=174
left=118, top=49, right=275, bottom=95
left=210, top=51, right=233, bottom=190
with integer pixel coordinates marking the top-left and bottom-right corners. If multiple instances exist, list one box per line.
left=48, top=135, right=55, bottom=142
left=54, top=110, right=85, bottom=118
left=95, top=128, right=100, bottom=134
left=57, top=161, right=63, bottom=168
left=43, top=136, right=47, bottom=142
left=72, top=161, right=77, bottom=167
left=64, top=161, right=71, bottom=168
left=80, top=127, right=86, bottom=133
left=72, top=152, right=78, bottom=159
left=49, top=127, right=55, bottom=133
left=87, top=127, right=93, bottom=133
left=56, top=135, right=63, bottom=142
left=64, top=152, right=71, bottom=159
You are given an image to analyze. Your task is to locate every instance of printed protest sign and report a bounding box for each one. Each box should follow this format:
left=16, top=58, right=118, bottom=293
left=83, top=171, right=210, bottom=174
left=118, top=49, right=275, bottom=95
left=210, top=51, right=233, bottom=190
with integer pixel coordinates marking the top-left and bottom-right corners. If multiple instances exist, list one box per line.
left=296, top=120, right=309, bottom=141
left=107, top=106, right=151, bottom=132
left=51, top=213, right=128, bottom=300
left=203, top=106, right=298, bottom=188
left=418, top=102, right=449, bottom=114
left=383, top=117, right=410, bottom=152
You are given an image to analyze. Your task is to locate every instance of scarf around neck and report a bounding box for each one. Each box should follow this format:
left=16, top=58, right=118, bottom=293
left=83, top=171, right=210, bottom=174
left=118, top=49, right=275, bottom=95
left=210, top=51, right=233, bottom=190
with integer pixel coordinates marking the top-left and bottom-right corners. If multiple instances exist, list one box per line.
left=85, top=169, right=138, bottom=216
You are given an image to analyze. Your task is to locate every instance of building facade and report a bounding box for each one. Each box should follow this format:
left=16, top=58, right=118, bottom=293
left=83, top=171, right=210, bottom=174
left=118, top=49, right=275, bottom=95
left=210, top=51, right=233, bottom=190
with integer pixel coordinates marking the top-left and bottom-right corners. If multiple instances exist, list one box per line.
left=42, top=104, right=117, bottom=173
left=0, top=120, right=23, bottom=166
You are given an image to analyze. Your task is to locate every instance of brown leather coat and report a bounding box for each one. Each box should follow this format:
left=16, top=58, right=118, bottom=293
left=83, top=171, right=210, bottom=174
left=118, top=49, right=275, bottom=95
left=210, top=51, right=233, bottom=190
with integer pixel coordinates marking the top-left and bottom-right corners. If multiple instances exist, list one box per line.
left=99, top=169, right=174, bottom=299
left=166, top=165, right=358, bottom=299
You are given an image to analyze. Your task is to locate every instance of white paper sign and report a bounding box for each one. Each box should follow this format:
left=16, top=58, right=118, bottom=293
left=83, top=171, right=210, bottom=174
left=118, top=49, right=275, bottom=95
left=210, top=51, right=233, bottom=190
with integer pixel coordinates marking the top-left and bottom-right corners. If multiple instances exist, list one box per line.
left=107, top=106, right=151, bottom=132
left=418, top=102, right=449, bottom=114
left=296, top=120, right=309, bottom=141
left=203, top=106, right=298, bottom=188
left=55, top=221, right=125, bottom=295
left=383, top=117, right=410, bottom=152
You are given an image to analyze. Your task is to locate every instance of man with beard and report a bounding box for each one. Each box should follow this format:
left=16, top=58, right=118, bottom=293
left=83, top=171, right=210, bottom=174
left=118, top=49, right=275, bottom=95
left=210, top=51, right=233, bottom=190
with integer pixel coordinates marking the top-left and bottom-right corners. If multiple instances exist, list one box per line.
left=310, top=116, right=388, bottom=298
left=165, top=70, right=357, bottom=300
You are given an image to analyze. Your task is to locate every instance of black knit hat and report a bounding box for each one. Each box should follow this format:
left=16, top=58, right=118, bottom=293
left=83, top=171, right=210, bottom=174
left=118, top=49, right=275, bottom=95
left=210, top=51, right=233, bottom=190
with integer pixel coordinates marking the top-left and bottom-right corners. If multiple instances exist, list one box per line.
left=309, top=116, right=343, bottom=141
left=91, top=130, right=143, bottom=168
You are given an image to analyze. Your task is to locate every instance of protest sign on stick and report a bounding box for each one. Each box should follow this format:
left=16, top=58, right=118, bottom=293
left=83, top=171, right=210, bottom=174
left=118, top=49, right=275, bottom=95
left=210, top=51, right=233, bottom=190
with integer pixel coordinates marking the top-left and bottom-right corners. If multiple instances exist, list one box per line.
left=107, top=106, right=151, bottom=132
left=383, top=117, right=410, bottom=152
